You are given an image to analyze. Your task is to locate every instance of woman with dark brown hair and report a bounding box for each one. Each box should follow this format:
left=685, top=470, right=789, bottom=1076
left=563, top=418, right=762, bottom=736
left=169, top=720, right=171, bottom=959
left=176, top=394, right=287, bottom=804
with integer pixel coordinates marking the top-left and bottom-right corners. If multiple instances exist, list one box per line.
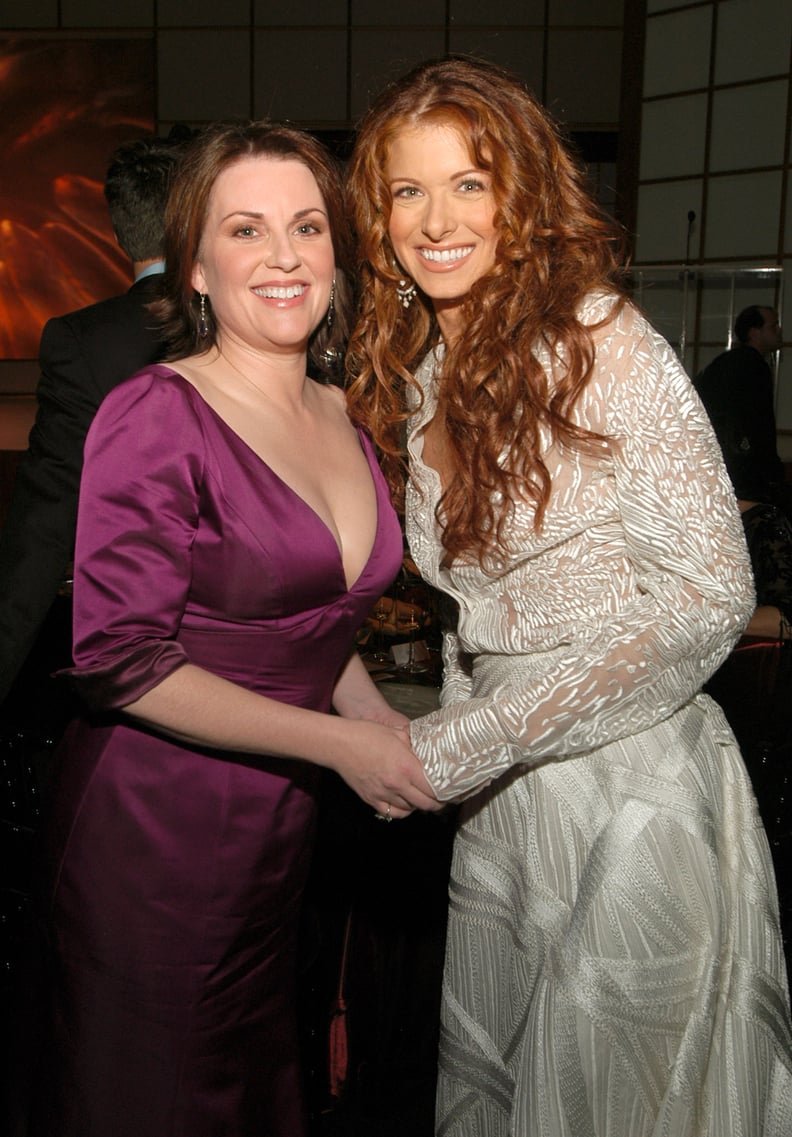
left=32, top=121, right=437, bottom=1137
left=346, top=57, right=792, bottom=1137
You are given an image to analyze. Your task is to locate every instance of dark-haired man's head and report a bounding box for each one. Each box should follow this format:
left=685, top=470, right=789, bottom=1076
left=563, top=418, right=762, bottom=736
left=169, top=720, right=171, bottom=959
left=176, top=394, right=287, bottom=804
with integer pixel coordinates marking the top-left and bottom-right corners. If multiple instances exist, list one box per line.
left=104, top=136, right=184, bottom=265
left=734, top=305, right=782, bottom=356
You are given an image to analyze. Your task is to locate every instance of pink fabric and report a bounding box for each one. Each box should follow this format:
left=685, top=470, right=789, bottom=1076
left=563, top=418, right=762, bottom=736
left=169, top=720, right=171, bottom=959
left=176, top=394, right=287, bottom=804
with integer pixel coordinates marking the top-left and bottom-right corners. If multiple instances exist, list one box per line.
left=36, top=367, right=403, bottom=1137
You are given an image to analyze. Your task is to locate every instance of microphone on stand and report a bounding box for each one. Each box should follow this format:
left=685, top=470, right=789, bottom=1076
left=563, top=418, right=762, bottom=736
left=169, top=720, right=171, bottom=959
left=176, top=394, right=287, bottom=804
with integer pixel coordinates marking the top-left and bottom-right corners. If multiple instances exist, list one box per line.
left=680, top=211, right=697, bottom=360
left=685, top=210, right=696, bottom=264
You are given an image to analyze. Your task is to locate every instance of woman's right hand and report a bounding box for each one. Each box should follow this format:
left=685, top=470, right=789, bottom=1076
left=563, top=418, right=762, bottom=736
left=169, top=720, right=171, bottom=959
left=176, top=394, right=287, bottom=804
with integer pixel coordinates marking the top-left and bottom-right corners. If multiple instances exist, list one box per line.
left=331, top=718, right=442, bottom=819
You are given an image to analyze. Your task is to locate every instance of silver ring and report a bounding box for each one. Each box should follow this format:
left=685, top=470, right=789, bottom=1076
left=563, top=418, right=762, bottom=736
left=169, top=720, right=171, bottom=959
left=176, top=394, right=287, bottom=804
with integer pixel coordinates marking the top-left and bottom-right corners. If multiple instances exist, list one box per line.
left=374, top=805, right=394, bottom=823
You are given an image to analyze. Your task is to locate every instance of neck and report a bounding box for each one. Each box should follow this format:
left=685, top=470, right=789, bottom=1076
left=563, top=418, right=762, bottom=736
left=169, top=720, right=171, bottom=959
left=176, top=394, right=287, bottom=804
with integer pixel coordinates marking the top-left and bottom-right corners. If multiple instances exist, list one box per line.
left=212, top=337, right=311, bottom=412
left=434, top=304, right=464, bottom=343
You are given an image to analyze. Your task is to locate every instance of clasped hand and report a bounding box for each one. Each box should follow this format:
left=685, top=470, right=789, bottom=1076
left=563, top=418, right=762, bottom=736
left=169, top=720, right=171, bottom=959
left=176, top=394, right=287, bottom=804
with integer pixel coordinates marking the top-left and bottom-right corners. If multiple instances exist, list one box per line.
left=335, top=716, right=442, bottom=820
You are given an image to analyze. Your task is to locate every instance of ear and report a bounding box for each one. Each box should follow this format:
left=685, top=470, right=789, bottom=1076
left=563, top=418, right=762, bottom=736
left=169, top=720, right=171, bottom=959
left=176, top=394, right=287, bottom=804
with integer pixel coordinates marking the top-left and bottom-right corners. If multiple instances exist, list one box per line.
left=191, top=263, right=207, bottom=294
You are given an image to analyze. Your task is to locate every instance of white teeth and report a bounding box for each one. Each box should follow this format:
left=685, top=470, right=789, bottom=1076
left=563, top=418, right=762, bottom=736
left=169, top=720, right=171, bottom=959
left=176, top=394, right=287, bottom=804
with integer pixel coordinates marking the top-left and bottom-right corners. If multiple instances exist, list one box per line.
left=254, top=285, right=306, bottom=299
left=418, top=246, right=474, bottom=263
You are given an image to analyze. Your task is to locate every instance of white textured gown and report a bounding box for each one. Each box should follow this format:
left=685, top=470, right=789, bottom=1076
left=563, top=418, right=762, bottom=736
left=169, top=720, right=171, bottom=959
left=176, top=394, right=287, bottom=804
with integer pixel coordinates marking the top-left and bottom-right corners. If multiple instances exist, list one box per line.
left=406, top=297, right=792, bottom=1136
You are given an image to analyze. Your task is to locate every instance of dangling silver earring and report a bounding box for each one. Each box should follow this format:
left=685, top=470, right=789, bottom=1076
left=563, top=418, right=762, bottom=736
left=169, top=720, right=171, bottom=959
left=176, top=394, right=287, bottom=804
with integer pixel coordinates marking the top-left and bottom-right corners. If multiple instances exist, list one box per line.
left=396, top=277, right=416, bottom=310
left=199, top=292, right=209, bottom=338
left=327, top=278, right=335, bottom=329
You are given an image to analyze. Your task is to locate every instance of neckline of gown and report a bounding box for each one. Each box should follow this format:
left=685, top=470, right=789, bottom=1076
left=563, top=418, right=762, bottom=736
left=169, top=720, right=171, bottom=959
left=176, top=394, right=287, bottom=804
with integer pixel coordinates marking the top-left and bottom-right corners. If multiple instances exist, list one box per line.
left=151, top=364, right=385, bottom=596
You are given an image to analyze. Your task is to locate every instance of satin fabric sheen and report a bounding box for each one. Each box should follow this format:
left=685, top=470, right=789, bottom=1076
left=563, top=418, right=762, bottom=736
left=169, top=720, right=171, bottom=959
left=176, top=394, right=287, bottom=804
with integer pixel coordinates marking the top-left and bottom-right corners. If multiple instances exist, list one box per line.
left=33, top=367, right=404, bottom=1137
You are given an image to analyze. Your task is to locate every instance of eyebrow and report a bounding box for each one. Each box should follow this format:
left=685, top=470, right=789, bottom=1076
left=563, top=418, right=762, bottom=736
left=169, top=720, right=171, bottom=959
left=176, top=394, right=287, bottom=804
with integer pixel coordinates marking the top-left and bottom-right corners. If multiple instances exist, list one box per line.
left=219, top=207, right=329, bottom=223
left=388, top=168, right=487, bottom=183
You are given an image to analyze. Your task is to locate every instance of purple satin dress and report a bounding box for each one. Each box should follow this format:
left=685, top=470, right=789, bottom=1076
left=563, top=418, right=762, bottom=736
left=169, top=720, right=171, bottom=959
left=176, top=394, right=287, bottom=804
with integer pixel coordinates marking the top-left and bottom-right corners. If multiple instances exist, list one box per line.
left=34, top=367, right=403, bottom=1137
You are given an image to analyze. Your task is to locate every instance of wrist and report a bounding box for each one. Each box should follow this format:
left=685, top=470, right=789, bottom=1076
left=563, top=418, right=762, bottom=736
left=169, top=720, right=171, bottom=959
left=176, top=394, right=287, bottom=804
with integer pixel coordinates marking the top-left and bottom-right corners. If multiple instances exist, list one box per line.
left=333, top=682, right=391, bottom=720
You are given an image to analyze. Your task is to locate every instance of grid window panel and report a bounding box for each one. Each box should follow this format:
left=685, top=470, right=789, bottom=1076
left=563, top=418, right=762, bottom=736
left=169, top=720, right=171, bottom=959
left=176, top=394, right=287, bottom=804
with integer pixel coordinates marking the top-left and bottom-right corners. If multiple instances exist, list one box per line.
left=646, top=0, right=702, bottom=10
left=350, top=29, right=447, bottom=120
left=254, top=29, right=348, bottom=123
left=635, top=178, right=703, bottom=263
left=157, top=30, right=252, bottom=121
left=351, top=0, right=447, bottom=23
left=710, top=81, right=788, bottom=172
left=546, top=29, right=623, bottom=125
left=61, top=0, right=154, bottom=27
left=548, top=0, right=625, bottom=26
left=704, top=170, right=783, bottom=259
left=255, top=0, right=348, bottom=24
left=715, top=0, right=792, bottom=85
left=449, top=0, right=545, bottom=25
left=639, top=94, right=708, bottom=180
left=644, top=7, right=713, bottom=97
left=158, top=0, right=249, bottom=25
left=0, top=0, right=57, bottom=26
left=447, top=27, right=545, bottom=96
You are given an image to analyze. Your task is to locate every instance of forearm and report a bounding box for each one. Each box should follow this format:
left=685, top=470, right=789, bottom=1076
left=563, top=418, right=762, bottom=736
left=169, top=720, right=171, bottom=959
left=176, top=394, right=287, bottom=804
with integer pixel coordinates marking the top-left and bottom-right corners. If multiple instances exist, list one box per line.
left=744, top=605, right=792, bottom=640
left=123, top=660, right=438, bottom=813
left=331, top=649, right=402, bottom=721
left=123, top=662, right=353, bottom=769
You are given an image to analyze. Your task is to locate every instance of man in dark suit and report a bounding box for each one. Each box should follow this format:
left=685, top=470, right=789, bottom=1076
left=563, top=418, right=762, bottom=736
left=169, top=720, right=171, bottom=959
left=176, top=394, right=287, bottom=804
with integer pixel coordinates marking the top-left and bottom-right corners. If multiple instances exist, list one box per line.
left=694, top=304, right=785, bottom=506
left=0, top=134, right=185, bottom=1137
left=0, top=135, right=184, bottom=730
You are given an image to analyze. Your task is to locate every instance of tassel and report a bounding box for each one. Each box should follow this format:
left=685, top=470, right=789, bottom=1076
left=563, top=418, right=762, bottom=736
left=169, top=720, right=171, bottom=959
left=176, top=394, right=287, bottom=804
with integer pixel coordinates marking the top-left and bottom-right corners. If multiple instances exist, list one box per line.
left=327, top=907, right=354, bottom=1100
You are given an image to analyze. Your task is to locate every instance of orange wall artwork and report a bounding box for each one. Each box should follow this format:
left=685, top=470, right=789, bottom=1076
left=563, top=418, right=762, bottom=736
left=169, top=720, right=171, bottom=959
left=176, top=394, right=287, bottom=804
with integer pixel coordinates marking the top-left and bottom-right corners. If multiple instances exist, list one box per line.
left=0, top=38, right=155, bottom=360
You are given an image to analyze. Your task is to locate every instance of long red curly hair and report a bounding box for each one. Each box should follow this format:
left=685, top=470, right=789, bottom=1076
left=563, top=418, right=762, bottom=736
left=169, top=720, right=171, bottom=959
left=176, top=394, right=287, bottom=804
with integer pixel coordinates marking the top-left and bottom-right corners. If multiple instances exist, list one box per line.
left=345, top=56, right=626, bottom=567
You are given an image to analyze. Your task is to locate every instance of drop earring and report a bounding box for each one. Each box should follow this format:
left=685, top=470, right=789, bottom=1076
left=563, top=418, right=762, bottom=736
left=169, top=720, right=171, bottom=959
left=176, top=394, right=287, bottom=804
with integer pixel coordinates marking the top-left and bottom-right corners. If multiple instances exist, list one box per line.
left=396, top=277, right=416, bottom=310
left=327, top=278, right=335, bottom=329
left=199, top=292, right=209, bottom=338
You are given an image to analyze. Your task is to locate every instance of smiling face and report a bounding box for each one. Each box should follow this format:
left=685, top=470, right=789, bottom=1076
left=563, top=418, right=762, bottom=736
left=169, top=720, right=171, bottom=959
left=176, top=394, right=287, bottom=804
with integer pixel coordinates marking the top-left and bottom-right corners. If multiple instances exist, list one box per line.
left=385, top=122, right=499, bottom=338
left=191, top=155, right=335, bottom=357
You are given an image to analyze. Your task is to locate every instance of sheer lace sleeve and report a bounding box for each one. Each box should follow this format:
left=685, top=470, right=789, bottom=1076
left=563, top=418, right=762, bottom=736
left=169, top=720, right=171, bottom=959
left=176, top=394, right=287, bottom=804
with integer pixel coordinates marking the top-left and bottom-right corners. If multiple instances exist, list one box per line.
left=438, top=629, right=473, bottom=708
left=408, top=302, right=755, bottom=800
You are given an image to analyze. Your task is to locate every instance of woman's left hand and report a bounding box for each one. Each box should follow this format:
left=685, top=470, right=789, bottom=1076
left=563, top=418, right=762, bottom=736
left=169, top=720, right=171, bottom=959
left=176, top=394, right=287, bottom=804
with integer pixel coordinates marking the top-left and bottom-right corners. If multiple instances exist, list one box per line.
left=329, top=717, right=441, bottom=818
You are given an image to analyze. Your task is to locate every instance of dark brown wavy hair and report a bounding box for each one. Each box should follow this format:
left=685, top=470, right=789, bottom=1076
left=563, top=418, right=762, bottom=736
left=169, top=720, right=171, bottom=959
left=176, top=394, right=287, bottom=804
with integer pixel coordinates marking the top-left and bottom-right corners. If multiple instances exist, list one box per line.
left=153, top=121, right=354, bottom=381
left=345, top=56, right=626, bottom=565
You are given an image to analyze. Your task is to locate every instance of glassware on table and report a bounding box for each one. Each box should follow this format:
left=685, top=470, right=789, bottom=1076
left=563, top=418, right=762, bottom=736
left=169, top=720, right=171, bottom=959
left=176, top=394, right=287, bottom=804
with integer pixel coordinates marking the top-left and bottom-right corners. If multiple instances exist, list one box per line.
left=369, top=595, right=391, bottom=663
left=395, top=579, right=429, bottom=675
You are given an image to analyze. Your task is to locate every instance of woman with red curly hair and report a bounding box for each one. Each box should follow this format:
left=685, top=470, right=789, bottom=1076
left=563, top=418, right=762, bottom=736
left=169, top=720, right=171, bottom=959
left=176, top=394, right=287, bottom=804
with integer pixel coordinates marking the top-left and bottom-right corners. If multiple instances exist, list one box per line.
left=346, top=56, right=792, bottom=1137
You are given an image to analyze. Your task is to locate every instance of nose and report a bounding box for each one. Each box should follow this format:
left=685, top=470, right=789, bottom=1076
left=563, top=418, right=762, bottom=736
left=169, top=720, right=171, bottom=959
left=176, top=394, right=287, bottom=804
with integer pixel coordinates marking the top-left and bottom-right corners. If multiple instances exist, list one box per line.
left=265, top=230, right=301, bottom=271
left=420, top=192, right=456, bottom=242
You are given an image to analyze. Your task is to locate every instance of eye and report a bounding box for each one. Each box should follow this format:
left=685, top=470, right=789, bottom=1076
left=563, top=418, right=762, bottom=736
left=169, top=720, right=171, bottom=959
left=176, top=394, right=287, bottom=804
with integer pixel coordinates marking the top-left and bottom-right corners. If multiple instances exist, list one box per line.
left=234, top=224, right=258, bottom=238
left=295, top=213, right=327, bottom=236
left=393, top=184, right=421, bottom=200
left=458, top=177, right=487, bottom=194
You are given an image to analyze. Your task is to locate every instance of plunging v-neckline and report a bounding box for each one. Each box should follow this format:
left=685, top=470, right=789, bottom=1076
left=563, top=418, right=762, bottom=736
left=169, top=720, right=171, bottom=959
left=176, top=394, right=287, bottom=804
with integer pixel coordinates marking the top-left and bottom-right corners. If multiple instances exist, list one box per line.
left=154, top=365, right=381, bottom=594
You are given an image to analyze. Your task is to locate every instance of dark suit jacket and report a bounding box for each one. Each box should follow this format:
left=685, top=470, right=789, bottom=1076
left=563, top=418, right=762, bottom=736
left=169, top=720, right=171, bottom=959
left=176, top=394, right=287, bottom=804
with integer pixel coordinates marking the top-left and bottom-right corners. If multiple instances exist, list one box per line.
left=0, top=274, right=167, bottom=713
left=694, top=344, right=785, bottom=503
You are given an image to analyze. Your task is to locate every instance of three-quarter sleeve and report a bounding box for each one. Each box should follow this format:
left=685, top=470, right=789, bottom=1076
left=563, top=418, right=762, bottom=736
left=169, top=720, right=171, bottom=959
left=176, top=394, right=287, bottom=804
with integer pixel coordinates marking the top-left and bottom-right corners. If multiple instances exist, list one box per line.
left=409, top=305, right=755, bottom=800
left=65, top=370, right=205, bottom=709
